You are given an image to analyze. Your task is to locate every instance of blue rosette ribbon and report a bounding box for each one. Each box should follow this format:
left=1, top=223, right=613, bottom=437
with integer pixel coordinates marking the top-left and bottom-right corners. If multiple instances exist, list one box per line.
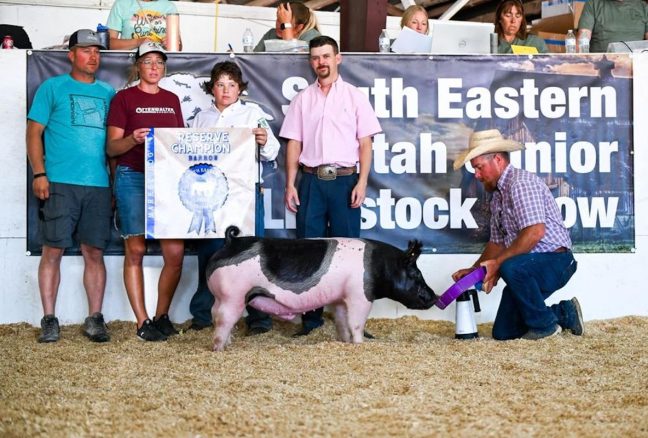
left=178, top=163, right=229, bottom=235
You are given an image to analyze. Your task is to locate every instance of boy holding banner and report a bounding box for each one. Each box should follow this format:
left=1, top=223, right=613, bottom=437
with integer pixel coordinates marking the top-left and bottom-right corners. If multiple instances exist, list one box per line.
left=188, top=61, right=280, bottom=335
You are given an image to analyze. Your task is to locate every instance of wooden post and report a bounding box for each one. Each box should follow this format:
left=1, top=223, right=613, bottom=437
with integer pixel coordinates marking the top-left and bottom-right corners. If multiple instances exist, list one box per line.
left=339, top=0, right=387, bottom=52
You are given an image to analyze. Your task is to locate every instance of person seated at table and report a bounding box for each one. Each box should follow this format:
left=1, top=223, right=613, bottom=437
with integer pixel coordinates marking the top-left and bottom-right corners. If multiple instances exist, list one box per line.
left=495, top=0, right=547, bottom=53
left=577, top=0, right=648, bottom=53
left=254, top=1, right=320, bottom=52
left=400, top=5, right=429, bottom=35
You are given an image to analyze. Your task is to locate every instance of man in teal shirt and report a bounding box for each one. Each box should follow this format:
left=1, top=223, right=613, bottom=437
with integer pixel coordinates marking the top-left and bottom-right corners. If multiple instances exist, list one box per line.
left=578, top=0, right=648, bottom=52
left=27, top=29, right=115, bottom=343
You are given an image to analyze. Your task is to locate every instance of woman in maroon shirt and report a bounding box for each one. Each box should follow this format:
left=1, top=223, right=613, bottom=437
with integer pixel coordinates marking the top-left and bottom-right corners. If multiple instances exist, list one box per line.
left=107, top=42, right=185, bottom=342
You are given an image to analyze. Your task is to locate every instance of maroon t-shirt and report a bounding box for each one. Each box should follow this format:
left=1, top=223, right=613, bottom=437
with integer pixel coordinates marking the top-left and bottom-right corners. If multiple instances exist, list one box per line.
left=107, top=86, right=185, bottom=173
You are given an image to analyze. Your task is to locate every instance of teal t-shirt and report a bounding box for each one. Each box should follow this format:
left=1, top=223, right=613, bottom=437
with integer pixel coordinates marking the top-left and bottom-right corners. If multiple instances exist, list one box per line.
left=498, top=34, right=548, bottom=54
left=107, top=0, right=177, bottom=44
left=578, top=0, right=648, bottom=52
left=27, top=74, right=115, bottom=187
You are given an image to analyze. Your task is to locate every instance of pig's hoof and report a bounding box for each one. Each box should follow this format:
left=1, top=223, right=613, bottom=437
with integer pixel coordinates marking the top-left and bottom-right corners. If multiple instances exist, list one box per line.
left=364, top=330, right=375, bottom=339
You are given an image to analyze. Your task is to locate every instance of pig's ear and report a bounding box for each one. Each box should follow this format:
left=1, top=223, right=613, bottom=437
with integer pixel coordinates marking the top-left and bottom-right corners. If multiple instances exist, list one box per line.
left=404, top=240, right=422, bottom=265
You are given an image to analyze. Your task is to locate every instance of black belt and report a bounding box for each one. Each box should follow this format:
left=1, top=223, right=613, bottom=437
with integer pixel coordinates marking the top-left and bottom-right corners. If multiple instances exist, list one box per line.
left=554, top=247, right=570, bottom=253
left=301, top=165, right=356, bottom=180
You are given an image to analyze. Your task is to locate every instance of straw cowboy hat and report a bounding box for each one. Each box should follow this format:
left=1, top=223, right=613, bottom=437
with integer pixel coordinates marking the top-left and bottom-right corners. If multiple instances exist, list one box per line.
left=453, top=129, right=524, bottom=170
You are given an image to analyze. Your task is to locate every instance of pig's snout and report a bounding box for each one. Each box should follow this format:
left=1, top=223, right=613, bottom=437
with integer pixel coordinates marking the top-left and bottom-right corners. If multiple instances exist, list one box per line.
left=418, top=287, right=438, bottom=309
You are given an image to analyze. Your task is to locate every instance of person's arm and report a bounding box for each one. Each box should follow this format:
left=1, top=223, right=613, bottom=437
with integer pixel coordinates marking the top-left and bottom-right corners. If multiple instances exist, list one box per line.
left=452, top=240, right=501, bottom=279
left=284, top=139, right=302, bottom=213
left=479, top=223, right=545, bottom=291
left=577, top=29, right=592, bottom=42
left=277, top=2, right=296, bottom=40
left=254, top=114, right=281, bottom=161
left=576, top=0, right=594, bottom=42
left=350, top=135, right=372, bottom=208
left=255, top=121, right=280, bottom=162
left=26, top=120, right=49, bottom=200
left=107, top=126, right=149, bottom=157
left=108, top=29, right=151, bottom=50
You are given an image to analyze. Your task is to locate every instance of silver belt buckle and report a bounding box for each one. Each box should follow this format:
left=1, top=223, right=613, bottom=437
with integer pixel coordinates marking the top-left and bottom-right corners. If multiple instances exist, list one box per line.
left=317, top=164, right=337, bottom=180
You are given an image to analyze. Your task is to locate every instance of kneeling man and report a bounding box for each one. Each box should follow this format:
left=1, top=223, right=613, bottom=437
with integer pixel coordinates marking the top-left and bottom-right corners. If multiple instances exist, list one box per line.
left=452, top=129, right=583, bottom=340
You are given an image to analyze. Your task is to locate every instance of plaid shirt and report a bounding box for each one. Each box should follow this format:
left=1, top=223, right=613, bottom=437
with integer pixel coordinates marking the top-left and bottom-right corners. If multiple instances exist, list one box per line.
left=490, top=164, right=572, bottom=253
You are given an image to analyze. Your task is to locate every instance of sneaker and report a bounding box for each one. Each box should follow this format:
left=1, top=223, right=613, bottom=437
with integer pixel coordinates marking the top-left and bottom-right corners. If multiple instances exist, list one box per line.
left=38, top=315, right=60, bottom=343
left=153, top=314, right=179, bottom=336
left=137, top=319, right=168, bottom=342
left=82, top=312, right=110, bottom=343
left=569, top=297, right=585, bottom=336
left=522, top=324, right=562, bottom=340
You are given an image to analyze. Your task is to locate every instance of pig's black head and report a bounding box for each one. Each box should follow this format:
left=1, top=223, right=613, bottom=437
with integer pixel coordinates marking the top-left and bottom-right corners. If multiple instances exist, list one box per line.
left=370, top=240, right=437, bottom=309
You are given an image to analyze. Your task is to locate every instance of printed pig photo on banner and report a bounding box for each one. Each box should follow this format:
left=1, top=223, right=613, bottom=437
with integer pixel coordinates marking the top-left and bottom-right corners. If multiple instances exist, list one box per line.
left=206, top=226, right=438, bottom=351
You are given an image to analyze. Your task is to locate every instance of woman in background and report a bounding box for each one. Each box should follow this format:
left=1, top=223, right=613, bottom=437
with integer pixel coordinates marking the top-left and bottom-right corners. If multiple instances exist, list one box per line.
left=400, top=5, right=429, bottom=35
left=495, top=0, right=547, bottom=53
left=188, top=61, right=280, bottom=335
left=254, top=1, right=321, bottom=52
left=107, top=0, right=182, bottom=50
left=107, top=42, right=185, bottom=341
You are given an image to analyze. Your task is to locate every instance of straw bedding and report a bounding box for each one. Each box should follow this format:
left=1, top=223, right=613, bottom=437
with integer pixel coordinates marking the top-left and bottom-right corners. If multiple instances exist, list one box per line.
left=1, top=315, right=647, bottom=437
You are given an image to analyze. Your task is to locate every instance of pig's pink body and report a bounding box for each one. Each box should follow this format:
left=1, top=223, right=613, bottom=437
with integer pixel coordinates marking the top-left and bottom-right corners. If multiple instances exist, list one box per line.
left=208, top=239, right=373, bottom=351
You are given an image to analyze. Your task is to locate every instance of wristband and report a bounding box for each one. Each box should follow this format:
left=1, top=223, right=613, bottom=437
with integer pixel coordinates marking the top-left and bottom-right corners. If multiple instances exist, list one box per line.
left=33, top=172, right=47, bottom=179
left=280, top=23, right=293, bottom=30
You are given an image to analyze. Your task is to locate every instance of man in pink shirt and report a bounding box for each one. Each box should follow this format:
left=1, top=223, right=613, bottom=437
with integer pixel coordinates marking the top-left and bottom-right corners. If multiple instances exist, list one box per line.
left=280, top=35, right=382, bottom=336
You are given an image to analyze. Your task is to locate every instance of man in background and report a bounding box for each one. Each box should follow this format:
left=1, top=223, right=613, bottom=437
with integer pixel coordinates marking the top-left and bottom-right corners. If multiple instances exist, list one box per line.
left=577, top=0, right=648, bottom=52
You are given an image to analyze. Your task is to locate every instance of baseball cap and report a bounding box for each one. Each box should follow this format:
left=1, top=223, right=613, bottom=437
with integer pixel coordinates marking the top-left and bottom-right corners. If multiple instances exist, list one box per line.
left=136, top=41, right=168, bottom=61
left=68, top=29, right=106, bottom=50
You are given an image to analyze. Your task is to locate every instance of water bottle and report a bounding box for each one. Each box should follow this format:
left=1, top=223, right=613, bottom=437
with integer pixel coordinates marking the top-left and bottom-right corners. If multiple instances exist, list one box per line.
left=565, top=29, right=576, bottom=54
left=578, top=34, right=590, bottom=53
left=96, top=23, right=110, bottom=50
left=242, top=28, right=254, bottom=53
left=378, top=29, right=390, bottom=53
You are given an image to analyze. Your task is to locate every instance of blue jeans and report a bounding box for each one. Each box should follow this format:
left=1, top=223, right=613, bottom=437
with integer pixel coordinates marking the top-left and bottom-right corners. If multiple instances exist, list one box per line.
left=492, top=251, right=578, bottom=340
left=113, top=165, right=144, bottom=237
left=189, top=185, right=269, bottom=327
left=296, top=173, right=361, bottom=239
left=296, top=173, right=361, bottom=329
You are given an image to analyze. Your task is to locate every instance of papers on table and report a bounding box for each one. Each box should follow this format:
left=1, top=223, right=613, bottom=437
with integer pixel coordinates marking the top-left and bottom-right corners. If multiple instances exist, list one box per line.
left=390, top=26, right=433, bottom=54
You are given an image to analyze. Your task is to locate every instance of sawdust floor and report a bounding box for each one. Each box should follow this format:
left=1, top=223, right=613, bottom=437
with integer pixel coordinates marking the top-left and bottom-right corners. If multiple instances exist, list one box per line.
left=1, top=315, right=647, bottom=437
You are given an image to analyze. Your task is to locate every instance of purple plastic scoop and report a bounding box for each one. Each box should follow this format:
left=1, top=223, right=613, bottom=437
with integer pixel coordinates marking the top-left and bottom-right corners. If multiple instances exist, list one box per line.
left=436, top=267, right=486, bottom=310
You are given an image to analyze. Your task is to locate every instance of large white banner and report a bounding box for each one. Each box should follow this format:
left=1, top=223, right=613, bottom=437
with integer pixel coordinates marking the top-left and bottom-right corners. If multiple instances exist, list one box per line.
left=26, top=52, right=635, bottom=253
left=145, top=127, right=257, bottom=239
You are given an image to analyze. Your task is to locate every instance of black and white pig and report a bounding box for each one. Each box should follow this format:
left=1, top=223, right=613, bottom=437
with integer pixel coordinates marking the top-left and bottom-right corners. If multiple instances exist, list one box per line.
left=206, top=226, right=438, bottom=351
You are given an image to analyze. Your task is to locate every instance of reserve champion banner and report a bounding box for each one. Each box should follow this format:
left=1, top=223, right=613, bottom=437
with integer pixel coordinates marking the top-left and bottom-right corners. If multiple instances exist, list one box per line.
left=26, top=51, right=635, bottom=254
left=145, top=127, right=257, bottom=239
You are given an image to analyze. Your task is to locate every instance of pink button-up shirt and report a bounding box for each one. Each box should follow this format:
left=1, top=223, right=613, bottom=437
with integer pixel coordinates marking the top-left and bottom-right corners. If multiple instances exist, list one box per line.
left=279, top=75, right=382, bottom=168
